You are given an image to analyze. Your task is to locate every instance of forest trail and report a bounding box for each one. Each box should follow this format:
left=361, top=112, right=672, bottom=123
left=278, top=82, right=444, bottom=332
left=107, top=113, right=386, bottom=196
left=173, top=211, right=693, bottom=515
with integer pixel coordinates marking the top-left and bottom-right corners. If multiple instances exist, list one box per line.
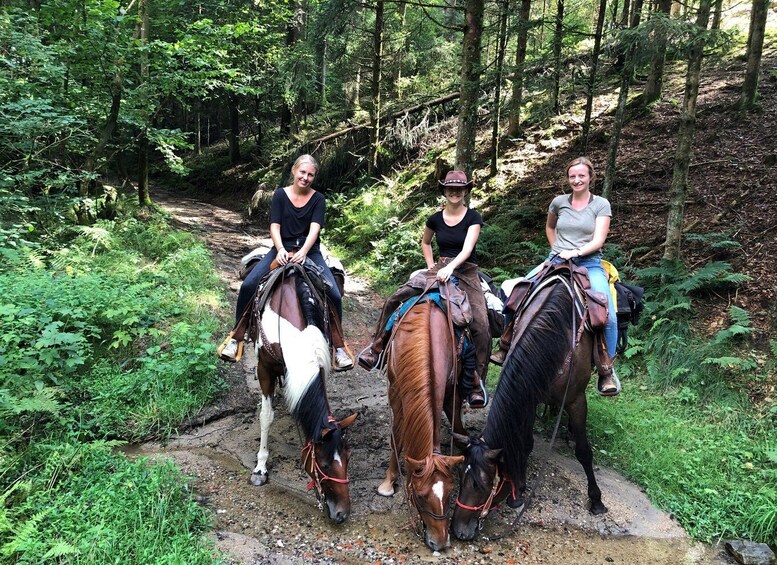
left=131, top=188, right=734, bottom=564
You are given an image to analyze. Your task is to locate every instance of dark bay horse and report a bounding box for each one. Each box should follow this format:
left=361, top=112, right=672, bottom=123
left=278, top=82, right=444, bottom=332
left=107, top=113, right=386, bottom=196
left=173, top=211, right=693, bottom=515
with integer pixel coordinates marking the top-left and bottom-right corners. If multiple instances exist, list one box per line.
left=377, top=299, right=466, bottom=552
left=452, top=275, right=607, bottom=541
left=248, top=265, right=357, bottom=524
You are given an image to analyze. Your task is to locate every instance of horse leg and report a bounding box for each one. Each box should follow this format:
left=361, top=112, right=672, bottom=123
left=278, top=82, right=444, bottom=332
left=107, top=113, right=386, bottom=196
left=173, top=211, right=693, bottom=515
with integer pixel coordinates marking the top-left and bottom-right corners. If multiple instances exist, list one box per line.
left=250, top=364, right=276, bottom=486
left=378, top=427, right=400, bottom=496
left=566, top=398, right=607, bottom=514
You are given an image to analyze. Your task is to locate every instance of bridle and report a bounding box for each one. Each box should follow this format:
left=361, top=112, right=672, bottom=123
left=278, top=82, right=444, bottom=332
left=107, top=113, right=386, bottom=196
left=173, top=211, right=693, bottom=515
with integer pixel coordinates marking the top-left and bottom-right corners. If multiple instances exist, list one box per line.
left=455, top=464, right=513, bottom=530
left=301, top=432, right=349, bottom=507
left=406, top=479, right=451, bottom=538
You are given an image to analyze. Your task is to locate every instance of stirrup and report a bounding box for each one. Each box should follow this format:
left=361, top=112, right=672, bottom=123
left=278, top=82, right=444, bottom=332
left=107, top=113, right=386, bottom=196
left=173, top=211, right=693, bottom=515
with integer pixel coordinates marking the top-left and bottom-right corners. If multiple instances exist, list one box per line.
left=596, top=370, right=621, bottom=397
left=217, top=332, right=244, bottom=362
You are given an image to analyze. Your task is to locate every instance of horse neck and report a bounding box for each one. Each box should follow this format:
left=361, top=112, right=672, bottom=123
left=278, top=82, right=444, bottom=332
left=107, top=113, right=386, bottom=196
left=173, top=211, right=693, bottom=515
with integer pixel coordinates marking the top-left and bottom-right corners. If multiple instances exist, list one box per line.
left=483, top=282, right=576, bottom=481
left=391, top=302, right=443, bottom=458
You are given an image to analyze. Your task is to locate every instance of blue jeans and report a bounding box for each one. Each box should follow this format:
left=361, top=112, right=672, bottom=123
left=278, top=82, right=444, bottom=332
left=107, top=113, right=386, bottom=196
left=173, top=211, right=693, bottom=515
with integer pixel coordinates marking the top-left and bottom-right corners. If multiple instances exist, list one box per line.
left=235, top=243, right=342, bottom=326
left=528, top=254, right=617, bottom=357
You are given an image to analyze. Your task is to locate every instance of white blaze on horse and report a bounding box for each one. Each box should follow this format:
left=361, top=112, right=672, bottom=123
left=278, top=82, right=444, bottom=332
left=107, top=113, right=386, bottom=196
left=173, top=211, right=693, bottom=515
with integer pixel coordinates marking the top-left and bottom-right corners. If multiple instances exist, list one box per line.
left=248, top=265, right=357, bottom=524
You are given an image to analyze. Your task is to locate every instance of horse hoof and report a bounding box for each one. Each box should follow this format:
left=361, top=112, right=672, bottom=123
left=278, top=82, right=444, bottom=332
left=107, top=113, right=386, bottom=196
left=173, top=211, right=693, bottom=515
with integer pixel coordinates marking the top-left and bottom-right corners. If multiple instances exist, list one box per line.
left=377, top=482, right=396, bottom=497
left=249, top=472, right=268, bottom=486
left=507, top=495, right=525, bottom=509
left=590, top=502, right=608, bottom=515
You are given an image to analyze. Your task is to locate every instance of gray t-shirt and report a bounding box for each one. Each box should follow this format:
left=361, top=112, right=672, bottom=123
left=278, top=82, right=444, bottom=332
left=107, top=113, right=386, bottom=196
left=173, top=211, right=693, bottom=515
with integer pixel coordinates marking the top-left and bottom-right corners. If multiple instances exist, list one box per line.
left=548, top=194, right=611, bottom=257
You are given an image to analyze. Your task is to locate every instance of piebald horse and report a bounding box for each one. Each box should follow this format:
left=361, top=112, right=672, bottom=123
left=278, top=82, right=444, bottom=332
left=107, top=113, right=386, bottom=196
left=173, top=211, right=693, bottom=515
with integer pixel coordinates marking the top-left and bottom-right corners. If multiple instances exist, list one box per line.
left=249, top=265, right=357, bottom=524
left=377, top=298, right=466, bottom=551
left=452, top=275, right=607, bottom=541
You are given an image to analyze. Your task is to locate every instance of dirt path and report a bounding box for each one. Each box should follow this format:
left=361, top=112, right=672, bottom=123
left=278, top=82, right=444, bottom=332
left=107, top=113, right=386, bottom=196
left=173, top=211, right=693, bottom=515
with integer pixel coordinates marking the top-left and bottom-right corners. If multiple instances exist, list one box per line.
left=135, top=188, right=733, bottom=564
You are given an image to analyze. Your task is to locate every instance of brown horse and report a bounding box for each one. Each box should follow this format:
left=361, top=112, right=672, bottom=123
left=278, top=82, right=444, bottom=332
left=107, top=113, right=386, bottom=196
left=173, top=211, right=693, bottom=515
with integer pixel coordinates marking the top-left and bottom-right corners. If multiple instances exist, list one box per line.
left=452, top=274, right=607, bottom=541
left=376, top=298, right=466, bottom=551
left=248, top=266, right=357, bottom=524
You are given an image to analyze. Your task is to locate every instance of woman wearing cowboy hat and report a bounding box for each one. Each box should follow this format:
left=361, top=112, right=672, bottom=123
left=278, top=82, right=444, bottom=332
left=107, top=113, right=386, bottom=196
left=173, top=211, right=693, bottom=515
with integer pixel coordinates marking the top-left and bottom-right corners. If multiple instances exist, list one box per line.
left=358, top=170, right=490, bottom=408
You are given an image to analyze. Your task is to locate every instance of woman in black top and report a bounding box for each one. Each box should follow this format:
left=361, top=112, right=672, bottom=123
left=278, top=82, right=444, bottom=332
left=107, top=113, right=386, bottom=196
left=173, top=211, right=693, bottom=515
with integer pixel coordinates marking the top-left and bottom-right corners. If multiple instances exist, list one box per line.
left=359, top=170, right=490, bottom=407
left=220, top=154, right=352, bottom=370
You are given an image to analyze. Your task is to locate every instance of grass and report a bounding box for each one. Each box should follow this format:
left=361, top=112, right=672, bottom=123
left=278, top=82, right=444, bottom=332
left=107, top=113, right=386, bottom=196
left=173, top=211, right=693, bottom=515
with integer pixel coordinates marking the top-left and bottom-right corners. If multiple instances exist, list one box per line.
left=0, top=197, right=228, bottom=563
left=586, top=378, right=776, bottom=544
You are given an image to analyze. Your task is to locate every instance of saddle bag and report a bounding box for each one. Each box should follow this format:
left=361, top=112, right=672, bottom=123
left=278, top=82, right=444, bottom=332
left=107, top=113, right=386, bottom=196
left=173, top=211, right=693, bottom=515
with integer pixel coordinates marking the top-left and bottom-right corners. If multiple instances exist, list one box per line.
left=614, top=281, right=645, bottom=353
left=585, top=289, right=609, bottom=329
left=440, top=282, right=472, bottom=327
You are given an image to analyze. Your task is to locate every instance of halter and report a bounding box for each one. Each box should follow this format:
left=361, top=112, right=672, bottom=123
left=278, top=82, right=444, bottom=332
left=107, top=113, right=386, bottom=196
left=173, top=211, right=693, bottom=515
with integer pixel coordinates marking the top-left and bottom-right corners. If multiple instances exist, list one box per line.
left=406, top=480, right=451, bottom=539
left=301, top=435, right=350, bottom=504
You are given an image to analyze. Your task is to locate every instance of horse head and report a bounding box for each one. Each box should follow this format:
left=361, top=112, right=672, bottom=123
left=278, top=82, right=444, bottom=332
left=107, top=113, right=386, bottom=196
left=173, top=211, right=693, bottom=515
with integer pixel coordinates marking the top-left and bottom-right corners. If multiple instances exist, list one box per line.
left=405, top=453, right=464, bottom=551
left=303, top=412, right=358, bottom=524
left=451, top=434, right=505, bottom=541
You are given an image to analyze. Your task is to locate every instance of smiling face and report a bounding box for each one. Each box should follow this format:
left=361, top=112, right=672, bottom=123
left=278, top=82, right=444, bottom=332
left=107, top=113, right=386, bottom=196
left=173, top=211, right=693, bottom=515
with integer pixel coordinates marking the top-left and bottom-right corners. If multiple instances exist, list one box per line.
left=293, top=161, right=317, bottom=190
left=443, top=185, right=468, bottom=204
left=567, top=162, right=592, bottom=195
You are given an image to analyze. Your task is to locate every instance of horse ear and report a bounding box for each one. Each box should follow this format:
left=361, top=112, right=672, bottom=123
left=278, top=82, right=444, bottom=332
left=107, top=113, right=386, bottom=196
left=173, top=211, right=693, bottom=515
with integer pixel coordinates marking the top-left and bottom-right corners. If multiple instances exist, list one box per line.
left=337, top=413, right=358, bottom=429
left=486, top=448, right=503, bottom=462
left=443, top=455, right=465, bottom=467
left=405, top=455, right=426, bottom=476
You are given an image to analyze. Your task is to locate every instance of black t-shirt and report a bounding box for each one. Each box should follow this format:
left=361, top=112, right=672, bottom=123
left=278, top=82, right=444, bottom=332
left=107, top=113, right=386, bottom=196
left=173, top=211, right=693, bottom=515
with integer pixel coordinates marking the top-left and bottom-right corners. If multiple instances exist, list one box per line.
left=269, top=187, right=326, bottom=249
left=425, top=208, right=484, bottom=264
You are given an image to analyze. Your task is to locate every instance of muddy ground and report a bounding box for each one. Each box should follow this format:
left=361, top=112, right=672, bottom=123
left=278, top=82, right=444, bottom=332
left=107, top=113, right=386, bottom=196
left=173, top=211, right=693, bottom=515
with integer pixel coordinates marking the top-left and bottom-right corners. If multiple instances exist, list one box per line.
left=134, top=189, right=736, bottom=564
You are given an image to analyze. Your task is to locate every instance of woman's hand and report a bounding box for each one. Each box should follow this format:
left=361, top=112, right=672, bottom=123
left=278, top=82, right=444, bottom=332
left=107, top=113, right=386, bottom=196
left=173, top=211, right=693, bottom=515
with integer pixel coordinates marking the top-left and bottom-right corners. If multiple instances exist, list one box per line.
left=289, top=251, right=307, bottom=264
left=276, top=248, right=290, bottom=265
left=436, top=264, right=454, bottom=282
left=558, top=249, right=579, bottom=260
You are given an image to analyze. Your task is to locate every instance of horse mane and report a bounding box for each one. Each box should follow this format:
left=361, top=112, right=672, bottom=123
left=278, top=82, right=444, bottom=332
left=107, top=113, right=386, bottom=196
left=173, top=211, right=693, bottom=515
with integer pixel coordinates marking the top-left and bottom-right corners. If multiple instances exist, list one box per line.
left=483, top=282, right=574, bottom=483
left=390, top=303, right=436, bottom=458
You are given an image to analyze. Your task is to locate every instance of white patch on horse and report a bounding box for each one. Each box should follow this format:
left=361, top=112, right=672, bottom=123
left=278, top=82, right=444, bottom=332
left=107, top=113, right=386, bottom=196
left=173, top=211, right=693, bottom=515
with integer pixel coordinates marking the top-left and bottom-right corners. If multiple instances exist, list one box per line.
left=333, top=450, right=343, bottom=466
left=257, top=304, right=331, bottom=414
left=432, top=479, right=445, bottom=511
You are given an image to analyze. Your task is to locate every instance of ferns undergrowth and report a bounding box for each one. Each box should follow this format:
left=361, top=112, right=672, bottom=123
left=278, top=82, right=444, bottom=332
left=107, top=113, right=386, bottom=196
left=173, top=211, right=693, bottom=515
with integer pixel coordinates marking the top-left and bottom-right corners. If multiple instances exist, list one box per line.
left=0, top=194, right=225, bottom=563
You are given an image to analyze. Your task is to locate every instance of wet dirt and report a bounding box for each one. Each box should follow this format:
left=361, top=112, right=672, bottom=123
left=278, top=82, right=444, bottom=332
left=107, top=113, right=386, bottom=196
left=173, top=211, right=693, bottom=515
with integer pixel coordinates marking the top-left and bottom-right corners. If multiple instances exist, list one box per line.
left=138, top=188, right=735, bottom=564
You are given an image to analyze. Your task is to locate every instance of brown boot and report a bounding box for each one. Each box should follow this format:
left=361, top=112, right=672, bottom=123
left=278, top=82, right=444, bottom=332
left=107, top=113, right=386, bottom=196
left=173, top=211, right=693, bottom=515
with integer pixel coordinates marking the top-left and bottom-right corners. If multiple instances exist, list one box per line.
left=357, top=347, right=378, bottom=370
left=490, top=347, right=507, bottom=366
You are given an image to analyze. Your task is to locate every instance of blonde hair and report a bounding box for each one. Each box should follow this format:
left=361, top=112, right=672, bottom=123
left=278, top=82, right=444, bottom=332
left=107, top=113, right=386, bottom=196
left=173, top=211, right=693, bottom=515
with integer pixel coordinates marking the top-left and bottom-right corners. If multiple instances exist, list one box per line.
left=292, top=154, right=319, bottom=174
left=565, top=157, right=596, bottom=187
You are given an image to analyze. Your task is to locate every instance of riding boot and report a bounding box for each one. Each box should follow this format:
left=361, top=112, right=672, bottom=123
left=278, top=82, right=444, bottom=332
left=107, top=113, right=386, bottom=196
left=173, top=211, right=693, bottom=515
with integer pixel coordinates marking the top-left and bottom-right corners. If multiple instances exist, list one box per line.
left=490, top=316, right=514, bottom=365
left=357, top=334, right=385, bottom=370
left=461, top=338, right=485, bottom=408
left=593, top=335, right=620, bottom=396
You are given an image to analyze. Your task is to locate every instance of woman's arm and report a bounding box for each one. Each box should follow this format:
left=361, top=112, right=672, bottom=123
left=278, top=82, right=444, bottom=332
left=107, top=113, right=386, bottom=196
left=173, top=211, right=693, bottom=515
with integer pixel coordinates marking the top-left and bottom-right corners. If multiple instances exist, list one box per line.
left=436, top=224, right=481, bottom=282
left=421, top=227, right=436, bottom=269
left=558, top=215, right=611, bottom=260
left=545, top=212, right=558, bottom=247
left=270, top=223, right=291, bottom=265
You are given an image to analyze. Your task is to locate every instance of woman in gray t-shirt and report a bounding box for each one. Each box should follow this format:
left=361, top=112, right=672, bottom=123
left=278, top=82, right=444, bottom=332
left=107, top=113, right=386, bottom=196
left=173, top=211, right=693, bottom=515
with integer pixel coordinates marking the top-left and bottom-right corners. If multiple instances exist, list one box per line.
left=492, top=157, right=619, bottom=395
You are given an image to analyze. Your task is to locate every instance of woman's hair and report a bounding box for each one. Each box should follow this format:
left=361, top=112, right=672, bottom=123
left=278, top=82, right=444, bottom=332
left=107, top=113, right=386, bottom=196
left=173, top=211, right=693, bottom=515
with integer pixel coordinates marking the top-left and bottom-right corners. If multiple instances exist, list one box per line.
left=565, top=157, right=596, bottom=187
left=292, top=154, right=319, bottom=174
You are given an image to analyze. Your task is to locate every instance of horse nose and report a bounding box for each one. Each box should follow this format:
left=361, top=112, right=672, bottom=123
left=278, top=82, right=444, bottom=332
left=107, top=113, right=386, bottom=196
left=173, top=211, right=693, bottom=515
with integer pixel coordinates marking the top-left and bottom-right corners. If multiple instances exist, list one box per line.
left=453, top=522, right=476, bottom=541
left=333, top=510, right=349, bottom=524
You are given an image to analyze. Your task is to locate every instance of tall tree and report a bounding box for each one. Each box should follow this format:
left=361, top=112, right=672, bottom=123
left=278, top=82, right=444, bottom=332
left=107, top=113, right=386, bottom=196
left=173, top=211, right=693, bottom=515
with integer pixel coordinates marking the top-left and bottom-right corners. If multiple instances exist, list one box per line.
left=280, top=0, right=304, bottom=138
left=507, top=0, right=532, bottom=137
left=137, top=0, right=152, bottom=207
left=643, top=0, right=673, bottom=105
left=740, top=0, right=768, bottom=111
left=369, top=0, right=385, bottom=176
left=456, top=0, right=485, bottom=175
left=663, top=0, right=713, bottom=262
left=602, top=0, right=644, bottom=200
left=490, top=0, right=509, bottom=175
left=581, top=0, right=607, bottom=152
left=550, top=0, right=564, bottom=113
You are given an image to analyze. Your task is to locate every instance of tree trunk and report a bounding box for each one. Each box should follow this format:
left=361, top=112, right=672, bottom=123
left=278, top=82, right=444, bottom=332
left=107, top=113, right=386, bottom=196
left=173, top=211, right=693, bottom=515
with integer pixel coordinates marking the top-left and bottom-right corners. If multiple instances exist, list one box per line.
left=320, top=39, right=328, bottom=107
left=507, top=0, right=532, bottom=137
left=280, top=0, right=303, bottom=138
left=551, top=0, right=564, bottom=114
left=369, top=0, right=384, bottom=176
left=582, top=0, right=607, bottom=152
left=137, top=0, right=151, bottom=208
left=643, top=0, right=672, bottom=105
left=228, top=93, right=241, bottom=164
left=740, top=0, right=768, bottom=111
left=663, top=0, right=712, bottom=262
left=602, top=3, right=643, bottom=199
left=711, top=0, right=724, bottom=29
left=195, top=108, right=202, bottom=155
left=393, top=1, right=408, bottom=99
left=456, top=0, right=484, bottom=176
left=490, top=0, right=509, bottom=175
